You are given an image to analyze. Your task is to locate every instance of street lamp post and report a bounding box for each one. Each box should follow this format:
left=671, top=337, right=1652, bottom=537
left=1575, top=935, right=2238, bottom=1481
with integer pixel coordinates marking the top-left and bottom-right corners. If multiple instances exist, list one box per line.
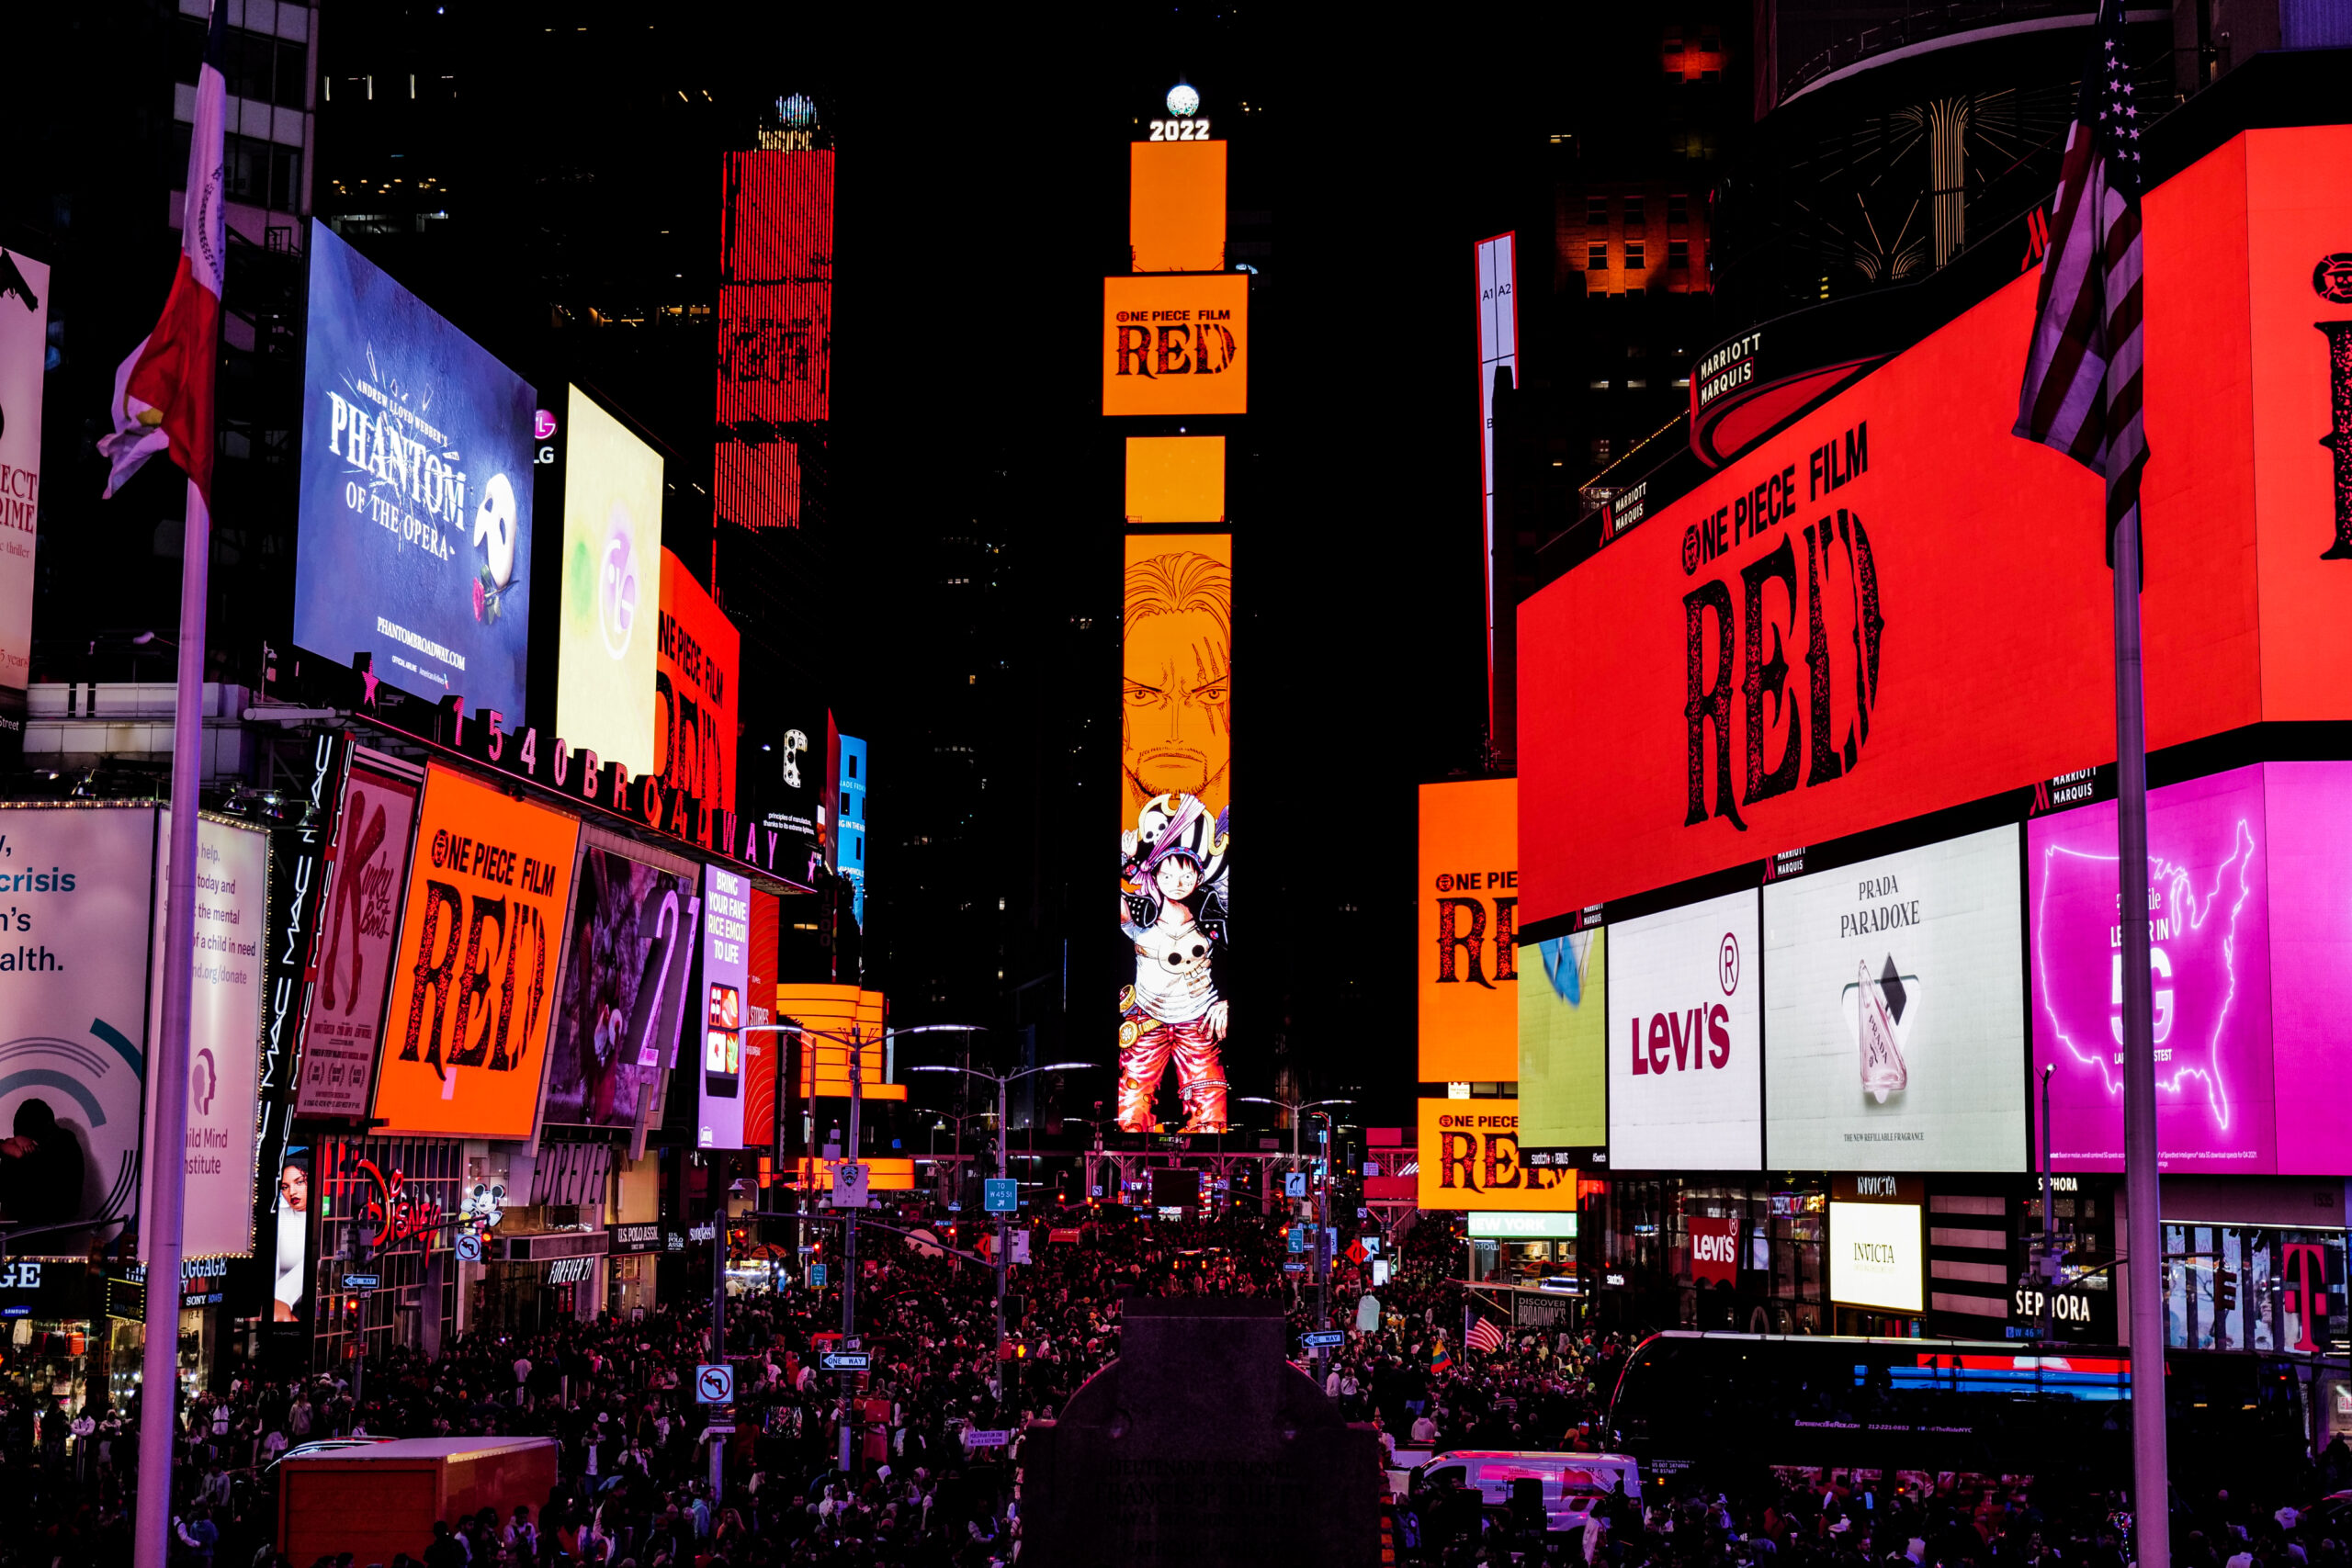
left=1238, top=1096, right=1352, bottom=1346
left=908, top=1061, right=1102, bottom=1357
left=739, top=1020, right=978, bottom=1476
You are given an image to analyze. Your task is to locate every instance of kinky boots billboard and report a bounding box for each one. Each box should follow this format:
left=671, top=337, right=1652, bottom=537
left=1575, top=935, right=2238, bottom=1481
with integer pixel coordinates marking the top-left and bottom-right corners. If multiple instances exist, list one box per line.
left=1519, top=122, right=2352, bottom=941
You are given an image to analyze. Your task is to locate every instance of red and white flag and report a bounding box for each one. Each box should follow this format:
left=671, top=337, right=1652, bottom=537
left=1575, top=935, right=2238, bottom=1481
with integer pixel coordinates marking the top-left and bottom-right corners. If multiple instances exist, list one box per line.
left=1466, top=1315, right=1506, bottom=1355
left=2013, top=0, right=2147, bottom=562
left=98, top=0, right=227, bottom=502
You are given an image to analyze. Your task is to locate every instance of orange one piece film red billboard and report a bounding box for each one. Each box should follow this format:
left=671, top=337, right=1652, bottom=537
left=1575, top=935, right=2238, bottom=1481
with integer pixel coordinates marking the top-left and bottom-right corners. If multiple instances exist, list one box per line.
left=371, top=765, right=581, bottom=1139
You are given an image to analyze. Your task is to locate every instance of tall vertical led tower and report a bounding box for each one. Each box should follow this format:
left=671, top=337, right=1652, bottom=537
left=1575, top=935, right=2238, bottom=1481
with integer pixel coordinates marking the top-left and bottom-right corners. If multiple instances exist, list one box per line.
left=1108, top=93, right=1242, bottom=1134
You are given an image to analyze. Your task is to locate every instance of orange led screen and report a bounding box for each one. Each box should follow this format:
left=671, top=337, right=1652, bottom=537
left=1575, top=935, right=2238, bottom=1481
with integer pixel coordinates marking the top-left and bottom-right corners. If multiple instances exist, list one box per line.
left=1102, top=276, right=1248, bottom=417
left=655, top=549, right=740, bottom=815
left=1520, top=125, right=2352, bottom=932
left=371, top=765, right=580, bottom=1139
left=1125, top=436, right=1226, bottom=524
left=1419, top=779, right=1518, bottom=1082
left=1130, top=140, right=1226, bottom=273
left=1121, top=534, right=1230, bottom=830
left=1118, top=531, right=1234, bottom=1134
left=775, top=984, right=903, bottom=1099
left=1416, top=1099, right=1577, bottom=1213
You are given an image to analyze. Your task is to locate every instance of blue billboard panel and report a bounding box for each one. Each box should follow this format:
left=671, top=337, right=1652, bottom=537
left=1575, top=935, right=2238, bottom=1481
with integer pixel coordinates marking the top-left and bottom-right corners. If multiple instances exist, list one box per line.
left=297, top=220, right=537, bottom=723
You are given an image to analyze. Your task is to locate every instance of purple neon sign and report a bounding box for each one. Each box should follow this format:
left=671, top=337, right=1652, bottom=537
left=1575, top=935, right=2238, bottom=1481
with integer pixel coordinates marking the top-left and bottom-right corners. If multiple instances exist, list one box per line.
left=2031, top=761, right=2352, bottom=1175
left=2031, top=764, right=2276, bottom=1171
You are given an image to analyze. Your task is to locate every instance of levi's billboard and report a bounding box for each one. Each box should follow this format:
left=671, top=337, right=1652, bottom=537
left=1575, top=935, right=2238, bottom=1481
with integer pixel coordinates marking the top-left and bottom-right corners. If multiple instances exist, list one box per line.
left=1606, top=888, right=1760, bottom=1171
left=1520, top=125, right=2352, bottom=933
left=1416, top=1099, right=1577, bottom=1213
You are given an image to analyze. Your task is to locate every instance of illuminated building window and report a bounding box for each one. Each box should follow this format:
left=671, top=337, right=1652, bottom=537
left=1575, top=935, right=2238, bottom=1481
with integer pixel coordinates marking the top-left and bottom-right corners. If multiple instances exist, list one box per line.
left=1626, top=378, right=1649, bottom=390
left=1589, top=379, right=1611, bottom=390
left=1624, top=242, right=1645, bottom=270
left=1586, top=197, right=1610, bottom=226
left=1624, top=197, right=1645, bottom=229
left=1587, top=243, right=1608, bottom=272
left=1668, top=240, right=1690, bottom=269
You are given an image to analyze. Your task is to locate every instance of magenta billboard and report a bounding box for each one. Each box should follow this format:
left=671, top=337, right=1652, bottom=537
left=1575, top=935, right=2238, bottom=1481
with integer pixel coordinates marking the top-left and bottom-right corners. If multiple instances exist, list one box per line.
left=2031, top=761, right=2352, bottom=1174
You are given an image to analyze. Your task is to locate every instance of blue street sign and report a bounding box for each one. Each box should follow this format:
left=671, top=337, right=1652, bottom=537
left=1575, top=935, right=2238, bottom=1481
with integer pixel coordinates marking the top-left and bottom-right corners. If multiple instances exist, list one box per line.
left=1287, top=1225, right=1307, bottom=1253
left=1300, top=1330, right=1345, bottom=1348
left=820, top=1351, right=872, bottom=1372
left=340, top=1273, right=380, bottom=1291
left=695, top=1364, right=735, bottom=1404
left=984, top=1179, right=1020, bottom=1213
left=1284, top=1173, right=1307, bottom=1198
left=808, top=1263, right=828, bottom=1289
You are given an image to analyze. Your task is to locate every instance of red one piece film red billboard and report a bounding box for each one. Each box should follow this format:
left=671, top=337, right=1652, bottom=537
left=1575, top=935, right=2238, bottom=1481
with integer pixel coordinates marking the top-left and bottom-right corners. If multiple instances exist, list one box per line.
left=1520, top=125, right=2352, bottom=933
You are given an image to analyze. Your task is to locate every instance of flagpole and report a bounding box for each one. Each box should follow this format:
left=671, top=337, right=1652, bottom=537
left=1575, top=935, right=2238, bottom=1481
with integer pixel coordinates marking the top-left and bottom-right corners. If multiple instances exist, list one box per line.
left=133, top=474, right=209, bottom=1568
left=2111, top=502, right=2169, bottom=1568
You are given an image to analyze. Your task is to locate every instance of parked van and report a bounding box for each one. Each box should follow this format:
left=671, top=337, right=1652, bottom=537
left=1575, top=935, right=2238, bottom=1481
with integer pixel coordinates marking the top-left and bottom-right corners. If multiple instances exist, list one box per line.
left=1408, top=1450, right=1641, bottom=1532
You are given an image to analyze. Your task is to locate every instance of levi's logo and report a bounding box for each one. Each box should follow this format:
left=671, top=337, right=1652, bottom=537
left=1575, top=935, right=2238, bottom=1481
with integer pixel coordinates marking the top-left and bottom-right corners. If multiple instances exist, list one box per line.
left=1629, top=1003, right=1731, bottom=1075
left=1691, top=1231, right=1737, bottom=1264
left=1683, top=504, right=1885, bottom=833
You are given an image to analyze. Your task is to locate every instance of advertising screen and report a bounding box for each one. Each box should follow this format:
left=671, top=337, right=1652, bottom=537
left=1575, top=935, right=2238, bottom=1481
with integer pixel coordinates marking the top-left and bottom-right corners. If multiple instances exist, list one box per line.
left=1519, top=926, right=1605, bottom=1159
left=296, top=755, right=421, bottom=1117
left=1606, top=887, right=1761, bottom=1170
left=1763, top=826, right=2026, bottom=1171
left=1829, top=1201, right=1925, bottom=1313
left=1129, top=140, right=1226, bottom=274
left=657, top=549, right=740, bottom=816
left=0, top=248, right=47, bottom=699
left=1102, top=275, right=1248, bottom=417
left=554, top=387, right=662, bottom=774
left=838, top=735, right=866, bottom=925
left=542, top=829, right=700, bottom=1130
left=1125, top=436, right=1226, bottom=525
left=1520, top=126, right=2352, bottom=938
left=0, top=805, right=153, bottom=1248
left=371, top=766, right=579, bottom=1139
left=1690, top=1213, right=1738, bottom=1285
left=698, top=864, right=752, bottom=1150
left=765, top=707, right=831, bottom=886
left=1416, top=1099, right=1577, bottom=1213
left=1476, top=232, right=1516, bottom=718
left=297, top=221, right=537, bottom=720
left=2032, top=765, right=2276, bottom=1171
left=716, top=148, right=832, bottom=530
left=144, top=813, right=271, bottom=1259
left=271, top=1142, right=313, bottom=1325
left=1118, top=534, right=1232, bottom=1133
left=743, top=886, right=781, bottom=1145
left=1419, top=779, right=1518, bottom=1082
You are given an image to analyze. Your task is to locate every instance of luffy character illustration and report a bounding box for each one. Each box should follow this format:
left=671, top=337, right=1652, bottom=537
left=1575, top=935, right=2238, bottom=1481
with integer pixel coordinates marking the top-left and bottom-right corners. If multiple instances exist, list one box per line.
left=1116, top=792, right=1231, bottom=1133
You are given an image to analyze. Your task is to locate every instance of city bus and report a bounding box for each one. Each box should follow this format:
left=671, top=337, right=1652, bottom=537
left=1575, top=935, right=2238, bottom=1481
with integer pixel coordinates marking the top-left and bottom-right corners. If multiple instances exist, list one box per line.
left=1604, top=1331, right=2308, bottom=1495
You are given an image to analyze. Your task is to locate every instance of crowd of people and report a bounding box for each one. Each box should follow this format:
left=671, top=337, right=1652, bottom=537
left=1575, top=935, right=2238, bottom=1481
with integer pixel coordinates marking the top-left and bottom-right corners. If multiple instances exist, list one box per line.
left=0, top=1201, right=2341, bottom=1568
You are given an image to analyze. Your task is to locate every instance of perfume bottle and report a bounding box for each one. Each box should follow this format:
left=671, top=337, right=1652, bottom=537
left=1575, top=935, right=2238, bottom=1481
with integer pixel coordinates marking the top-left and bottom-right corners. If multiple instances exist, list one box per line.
left=1859, top=959, right=1906, bottom=1103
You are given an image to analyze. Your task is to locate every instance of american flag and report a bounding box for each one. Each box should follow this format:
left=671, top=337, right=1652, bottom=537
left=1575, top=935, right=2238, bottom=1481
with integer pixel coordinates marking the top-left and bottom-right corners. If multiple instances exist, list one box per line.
left=1466, top=1315, right=1507, bottom=1354
left=2013, top=0, right=2147, bottom=562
